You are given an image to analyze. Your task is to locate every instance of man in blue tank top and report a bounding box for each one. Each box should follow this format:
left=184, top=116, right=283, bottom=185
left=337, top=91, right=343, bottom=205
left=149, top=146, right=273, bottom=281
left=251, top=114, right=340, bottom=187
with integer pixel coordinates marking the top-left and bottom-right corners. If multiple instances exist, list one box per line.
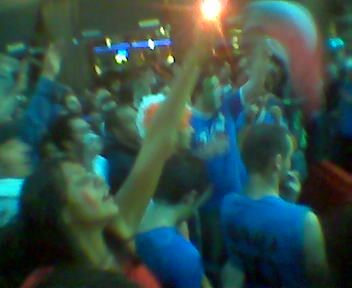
left=221, top=124, right=332, bottom=288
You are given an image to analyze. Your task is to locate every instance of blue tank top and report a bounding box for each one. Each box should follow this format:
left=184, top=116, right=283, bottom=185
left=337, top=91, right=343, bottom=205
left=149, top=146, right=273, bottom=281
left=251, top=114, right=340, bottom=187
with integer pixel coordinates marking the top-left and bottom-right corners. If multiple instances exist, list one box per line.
left=221, top=194, right=311, bottom=288
left=135, top=227, right=204, bottom=288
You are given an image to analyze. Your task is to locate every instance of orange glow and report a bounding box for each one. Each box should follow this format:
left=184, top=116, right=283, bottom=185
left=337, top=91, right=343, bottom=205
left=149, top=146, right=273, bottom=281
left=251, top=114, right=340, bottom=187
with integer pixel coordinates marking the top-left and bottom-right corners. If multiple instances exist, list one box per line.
left=201, top=0, right=223, bottom=20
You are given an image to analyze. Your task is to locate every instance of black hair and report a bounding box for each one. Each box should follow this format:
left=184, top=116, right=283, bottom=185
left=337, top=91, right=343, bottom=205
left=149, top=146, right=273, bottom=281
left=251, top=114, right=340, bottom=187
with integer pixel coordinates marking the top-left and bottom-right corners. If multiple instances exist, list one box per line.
left=36, top=266, right=139, bottom=288
left=117, top=79, right=135, bottom=105
left=154, top=152, right=209, bottom=205
left=20, top=158, right=78, bottom=262
left=265, top=56, right=289, bottom=98
left=0, top=158, right=79, bottom=287
left=0, top=121, right=21, bottom=145
left=48, top=114, right=79, bottom=151
left=241, top=124, right=291, bottom=173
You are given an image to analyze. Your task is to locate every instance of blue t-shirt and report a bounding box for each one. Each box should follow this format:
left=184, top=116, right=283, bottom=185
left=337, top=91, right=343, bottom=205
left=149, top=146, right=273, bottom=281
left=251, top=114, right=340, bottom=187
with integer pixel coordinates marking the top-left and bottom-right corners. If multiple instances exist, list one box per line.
left=135, top=227, right=204, bottom=288
left=191, top=90, right=247, bottom=208
left=221, top=194, right=311, bottom=288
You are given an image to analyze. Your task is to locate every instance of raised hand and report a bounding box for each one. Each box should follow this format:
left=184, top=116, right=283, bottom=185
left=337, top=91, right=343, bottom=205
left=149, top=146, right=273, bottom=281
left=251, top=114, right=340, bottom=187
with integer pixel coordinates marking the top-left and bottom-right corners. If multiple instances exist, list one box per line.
left=41, top=43, right=63, bottom=80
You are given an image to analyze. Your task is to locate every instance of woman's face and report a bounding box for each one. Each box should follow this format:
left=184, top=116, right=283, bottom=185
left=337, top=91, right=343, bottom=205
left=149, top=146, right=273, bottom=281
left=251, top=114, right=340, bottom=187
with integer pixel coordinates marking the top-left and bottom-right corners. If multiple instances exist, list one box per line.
left=61, top=162, right=118, bottom=225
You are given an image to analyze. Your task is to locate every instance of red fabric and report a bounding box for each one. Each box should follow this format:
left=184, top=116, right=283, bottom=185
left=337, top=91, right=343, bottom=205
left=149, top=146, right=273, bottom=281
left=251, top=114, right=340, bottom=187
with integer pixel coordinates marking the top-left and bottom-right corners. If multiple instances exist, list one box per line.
left=20, top=267, right=54, bottom=288
left=144, top=102, right=192, bottom=130
left=124, top=264, right=161, bottom=288
left=21, top=265, right=161, bottom=288
left=301, top=161, right=352, bottom=212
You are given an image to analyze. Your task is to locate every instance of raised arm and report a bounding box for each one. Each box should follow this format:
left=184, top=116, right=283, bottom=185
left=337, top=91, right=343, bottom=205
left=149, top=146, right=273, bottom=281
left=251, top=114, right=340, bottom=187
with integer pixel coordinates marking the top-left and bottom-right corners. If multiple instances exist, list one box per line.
left=113, top=26, right=212, bottom=239
left=22, top=44, right=64, bottom=147
left=241, top=38, right=272, bottom=105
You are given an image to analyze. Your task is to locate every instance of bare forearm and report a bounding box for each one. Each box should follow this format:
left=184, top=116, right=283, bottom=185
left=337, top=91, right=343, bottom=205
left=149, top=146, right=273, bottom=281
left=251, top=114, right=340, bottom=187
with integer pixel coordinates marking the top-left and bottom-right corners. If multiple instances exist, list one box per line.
left=114, top=36, right=208, bottom=238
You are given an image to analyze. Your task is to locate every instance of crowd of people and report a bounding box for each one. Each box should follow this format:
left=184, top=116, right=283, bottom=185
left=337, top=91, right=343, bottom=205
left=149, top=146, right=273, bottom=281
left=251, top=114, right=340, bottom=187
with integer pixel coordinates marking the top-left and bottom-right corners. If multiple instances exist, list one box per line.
left=0, top=10, right=351, bottom=288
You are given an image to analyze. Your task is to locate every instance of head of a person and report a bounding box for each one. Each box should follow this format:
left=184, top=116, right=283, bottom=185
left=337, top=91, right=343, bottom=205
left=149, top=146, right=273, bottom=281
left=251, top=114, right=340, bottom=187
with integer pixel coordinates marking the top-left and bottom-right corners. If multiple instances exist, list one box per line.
left=18, top=158, right=118, bottom=266
left=0, top=122, right=32, bottom=178
left=153, top=152, right=210, bottom=220
left=137, top=96, right=193, bottom=150
left=241, top=124, right=294, bottom=181
left=94, top=88, right=116, bottom=113
left=116, top=79, right=135, bottom=106
left=105, top=107, right=140, bottom=150
left=49, top=115, right=102, bottom=160
left=63, top=93, right=83, bottom=116
left=196, top=74, right=223, bottom=112
left=0, top=54, right=19, bottom=97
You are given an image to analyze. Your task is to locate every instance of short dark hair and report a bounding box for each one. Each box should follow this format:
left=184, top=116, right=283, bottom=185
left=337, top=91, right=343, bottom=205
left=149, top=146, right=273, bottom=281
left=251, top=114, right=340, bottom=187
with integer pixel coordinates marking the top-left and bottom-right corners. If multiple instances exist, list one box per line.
left=154, top=152, right=209, bottom=205
left=0, top=121, right=21, bottom=145
left=241, top=124, right=291, bottom=173
left=48, top=115, right=78, bottom=151
left=117, top=80, right=135, bottom=105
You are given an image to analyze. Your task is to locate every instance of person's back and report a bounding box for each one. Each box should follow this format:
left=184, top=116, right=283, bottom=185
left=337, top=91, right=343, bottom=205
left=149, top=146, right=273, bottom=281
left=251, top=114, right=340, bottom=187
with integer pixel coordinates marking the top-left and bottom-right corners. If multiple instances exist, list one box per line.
left=222, top=193, right=310, bottom=287
left=136, top=226, right=204, bottom=288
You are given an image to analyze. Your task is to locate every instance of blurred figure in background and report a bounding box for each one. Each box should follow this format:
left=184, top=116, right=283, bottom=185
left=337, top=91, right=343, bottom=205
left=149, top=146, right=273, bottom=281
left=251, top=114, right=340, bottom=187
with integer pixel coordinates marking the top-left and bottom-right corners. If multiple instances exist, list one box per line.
left=0, top=123, right=32, bottom=227
left=331, top=58, right=352, bottom=172
left=47, top=115, right=109, bottom=182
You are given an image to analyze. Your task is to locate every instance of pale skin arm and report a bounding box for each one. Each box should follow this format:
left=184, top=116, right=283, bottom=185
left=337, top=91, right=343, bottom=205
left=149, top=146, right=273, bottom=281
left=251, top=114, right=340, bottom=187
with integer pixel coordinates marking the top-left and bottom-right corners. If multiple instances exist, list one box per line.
left=202, top=275, right=214, bottom=288
left=221, top=260, right=245, bottom=288
left=303, top=212, right=334, bottom=288
left=241, top=38, right=271, bottom=105
left=178, top=221, right=190, bottom=241
left=112, top=26, right=212, bottom=240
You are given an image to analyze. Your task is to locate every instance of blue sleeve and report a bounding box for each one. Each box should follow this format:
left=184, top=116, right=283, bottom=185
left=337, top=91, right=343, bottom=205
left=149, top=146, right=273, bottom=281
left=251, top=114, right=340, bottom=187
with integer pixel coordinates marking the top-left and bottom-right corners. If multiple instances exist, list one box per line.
left=221, top=89, right=244, bottom=121
left=21, top=77, right=63, bottom=147
left=171, top=253, right=204, bottom=288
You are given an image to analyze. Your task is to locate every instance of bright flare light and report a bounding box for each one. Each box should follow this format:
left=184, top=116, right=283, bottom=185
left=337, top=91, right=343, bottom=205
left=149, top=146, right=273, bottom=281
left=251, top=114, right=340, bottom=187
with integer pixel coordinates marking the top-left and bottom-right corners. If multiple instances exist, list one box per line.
left=115, top=54, right=127, bottom=64
left=166, top=55, right=175, bottom=64
left=148, top=39, right=155, bottom=50
left=105, top=38, right=112, bottom=48
left=201, top=0, right=222, bottom=20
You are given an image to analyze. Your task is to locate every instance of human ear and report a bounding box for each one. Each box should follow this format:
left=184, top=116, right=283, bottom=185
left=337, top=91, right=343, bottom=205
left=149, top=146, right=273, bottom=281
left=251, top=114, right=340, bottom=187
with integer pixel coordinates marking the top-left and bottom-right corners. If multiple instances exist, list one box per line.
left=274, top=154, right=282, bottom=171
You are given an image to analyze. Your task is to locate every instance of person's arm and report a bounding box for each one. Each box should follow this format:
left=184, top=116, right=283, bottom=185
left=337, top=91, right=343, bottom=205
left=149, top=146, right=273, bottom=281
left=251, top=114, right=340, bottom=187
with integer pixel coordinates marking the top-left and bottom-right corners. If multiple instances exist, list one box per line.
left=178, top=221, right=190, bottom=241
left=221, top=260, right=245, bottom=288
left=222, top=39, right=270, bottom=121
left=303, top=211, right=334, bottom=287
left=22, top=44, right=63, bottom=147
left=242, top=35, right=287, bottom=104
left=202, top=275, right=213, bottom=288
left=112, top=26, right=212, bottom=240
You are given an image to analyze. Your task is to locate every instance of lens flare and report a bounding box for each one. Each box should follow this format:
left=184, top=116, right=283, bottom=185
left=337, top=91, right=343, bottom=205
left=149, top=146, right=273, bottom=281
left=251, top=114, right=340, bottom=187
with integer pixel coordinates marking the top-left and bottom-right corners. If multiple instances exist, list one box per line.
left=201, top=0, right=222, bottom=20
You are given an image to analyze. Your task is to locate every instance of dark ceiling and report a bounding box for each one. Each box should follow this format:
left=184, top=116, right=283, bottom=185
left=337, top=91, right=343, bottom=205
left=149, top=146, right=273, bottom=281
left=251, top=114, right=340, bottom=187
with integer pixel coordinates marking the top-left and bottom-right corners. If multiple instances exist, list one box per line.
left=0, top=0, right=351, bottom=53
